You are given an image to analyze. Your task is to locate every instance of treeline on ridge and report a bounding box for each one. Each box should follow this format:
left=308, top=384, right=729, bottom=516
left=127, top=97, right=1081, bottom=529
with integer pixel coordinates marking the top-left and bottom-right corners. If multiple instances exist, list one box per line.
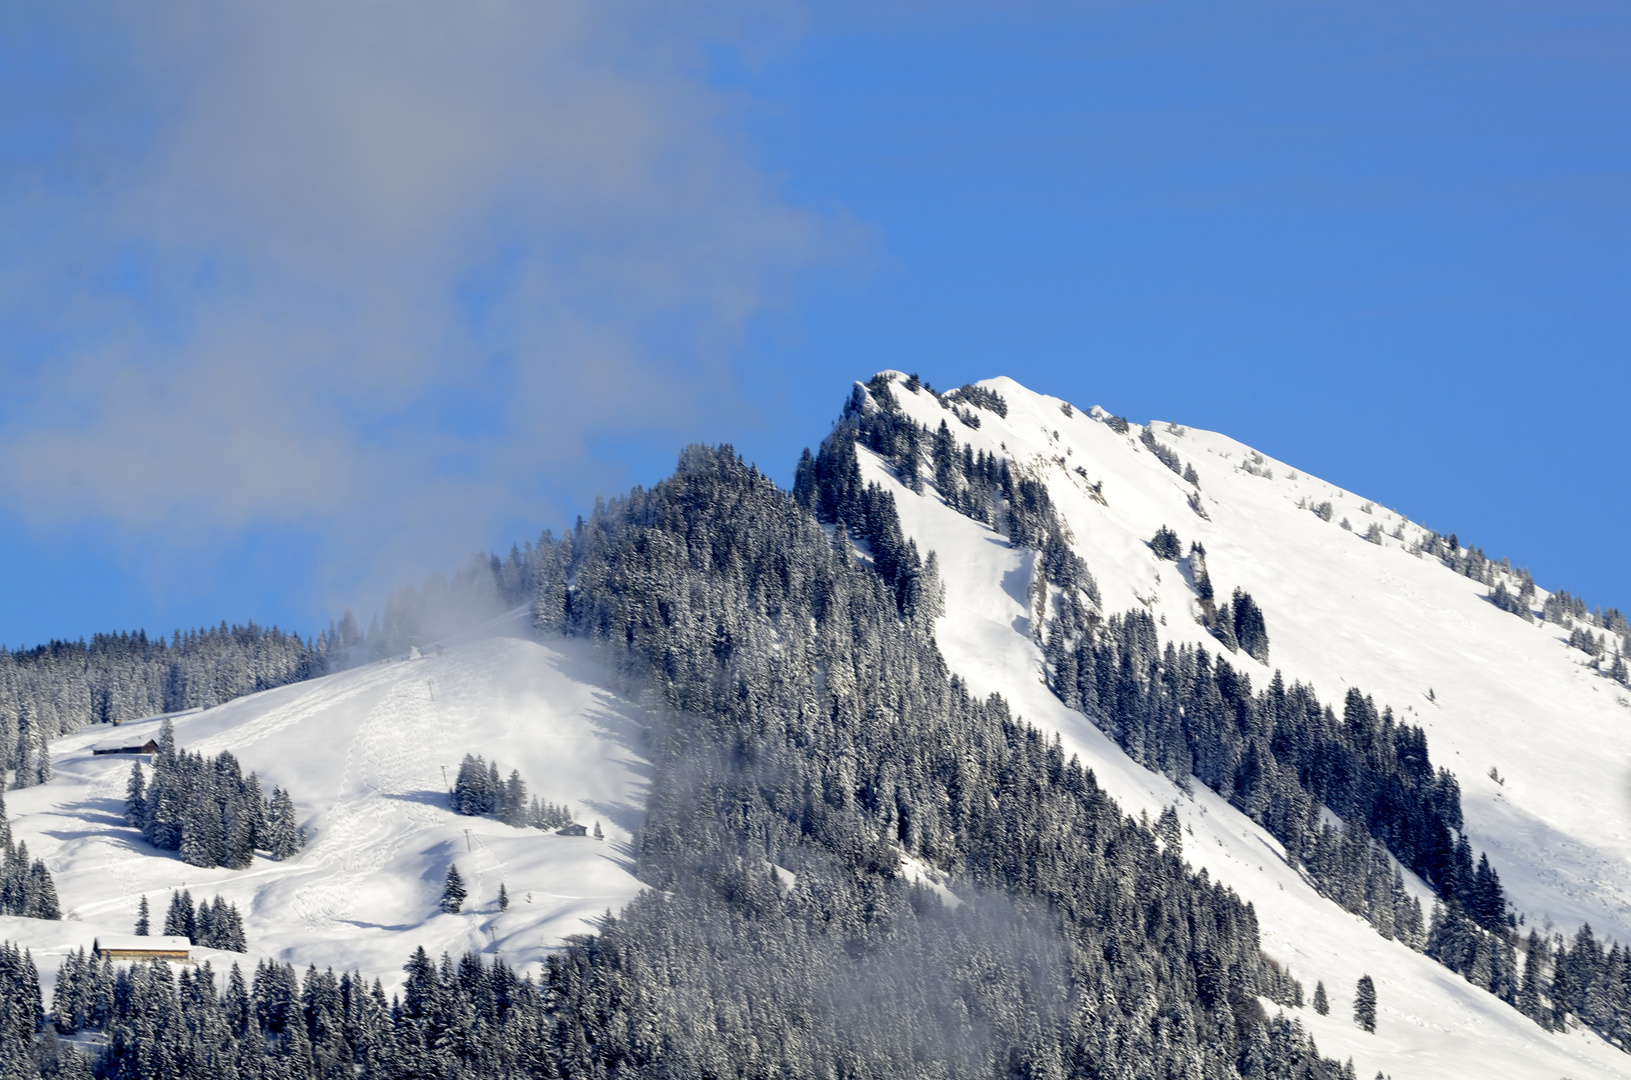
left=827, top=376, right=1506, bottom=925
left=0, top=623, right=322, bottom=764
left=0, top=542, right=558, bottom=768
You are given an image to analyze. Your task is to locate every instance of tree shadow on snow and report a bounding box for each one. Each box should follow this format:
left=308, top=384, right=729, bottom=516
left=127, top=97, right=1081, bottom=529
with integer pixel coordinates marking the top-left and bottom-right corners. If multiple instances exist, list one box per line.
left=52, top=794, right=129, bottom=830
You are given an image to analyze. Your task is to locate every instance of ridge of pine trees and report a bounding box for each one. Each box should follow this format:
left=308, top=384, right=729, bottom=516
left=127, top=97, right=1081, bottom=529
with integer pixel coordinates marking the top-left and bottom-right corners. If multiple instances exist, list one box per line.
left=0, top=623, right=323, bottom=764
left=0, top=538, right=564, bottom=768
left=157, top=888, right=248, bottom=952
left=823, top=381, right=1505, bottom=927
left=1042, top=603, right=1502, bottom=932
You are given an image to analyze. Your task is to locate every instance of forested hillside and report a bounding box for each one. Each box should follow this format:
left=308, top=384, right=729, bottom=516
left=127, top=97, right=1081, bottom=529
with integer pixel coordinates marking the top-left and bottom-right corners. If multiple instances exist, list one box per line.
left=0, top=444, right=1349, bottom=1079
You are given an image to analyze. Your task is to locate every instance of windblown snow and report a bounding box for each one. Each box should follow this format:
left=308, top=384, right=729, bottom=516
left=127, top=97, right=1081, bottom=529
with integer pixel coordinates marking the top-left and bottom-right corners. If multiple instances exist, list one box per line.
left=854, top=371, right=1631, bottom=1080
left=1, top=617, right=648, bottom=997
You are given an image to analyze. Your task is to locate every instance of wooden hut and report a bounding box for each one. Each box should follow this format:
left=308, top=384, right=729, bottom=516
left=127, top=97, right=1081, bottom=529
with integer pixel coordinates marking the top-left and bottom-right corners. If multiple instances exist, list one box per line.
left=93, top=739, right=160, bottom=756
left=94, top=935, right=192, bottom=963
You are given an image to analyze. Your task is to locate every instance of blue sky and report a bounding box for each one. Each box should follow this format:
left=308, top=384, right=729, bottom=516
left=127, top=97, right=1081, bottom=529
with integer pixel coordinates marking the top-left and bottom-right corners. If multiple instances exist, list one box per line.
left=2, top=2, right=1627, bottom=646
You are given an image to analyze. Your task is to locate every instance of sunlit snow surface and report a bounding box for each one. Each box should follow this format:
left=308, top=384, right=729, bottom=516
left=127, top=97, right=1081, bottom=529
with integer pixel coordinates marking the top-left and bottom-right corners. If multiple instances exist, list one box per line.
left=863, top=371, right=1631, bottom=1080
left=3, top=620, right=648, bottom=998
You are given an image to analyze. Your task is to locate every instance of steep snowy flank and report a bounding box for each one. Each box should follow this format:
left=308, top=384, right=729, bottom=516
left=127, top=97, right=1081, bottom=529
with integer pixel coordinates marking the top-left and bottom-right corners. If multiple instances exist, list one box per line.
left=1, top=617, right=649, bottom=997
left=848, top=370, right=1631, bottom=1080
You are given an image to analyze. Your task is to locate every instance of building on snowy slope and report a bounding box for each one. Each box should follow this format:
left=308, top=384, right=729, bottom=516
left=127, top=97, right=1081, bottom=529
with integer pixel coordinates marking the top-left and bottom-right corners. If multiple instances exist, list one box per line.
left=92, top=739, right=159, bottom=756
left=93, top=935, right=190, bottom=963
left=555, top=823, right=588, bottom=836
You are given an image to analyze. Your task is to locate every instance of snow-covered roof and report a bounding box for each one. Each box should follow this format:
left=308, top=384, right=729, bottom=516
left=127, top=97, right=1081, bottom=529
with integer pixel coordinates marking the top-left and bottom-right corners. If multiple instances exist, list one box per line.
left=92, top=739, right=158, bottom=753
left=95, top=935, right=191, bottom=953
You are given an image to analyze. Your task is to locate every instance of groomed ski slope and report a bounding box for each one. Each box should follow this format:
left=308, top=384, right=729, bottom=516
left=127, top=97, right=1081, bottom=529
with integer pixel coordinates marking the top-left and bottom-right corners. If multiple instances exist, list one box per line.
left=1, top=617, right=649, bottom=999
left=859, top=371, right=1631, bottom=1080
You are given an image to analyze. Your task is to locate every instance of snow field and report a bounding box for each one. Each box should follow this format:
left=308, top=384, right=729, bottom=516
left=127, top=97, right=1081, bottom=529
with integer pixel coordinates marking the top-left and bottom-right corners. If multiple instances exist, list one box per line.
left=4, top=625, right=650, bottom=999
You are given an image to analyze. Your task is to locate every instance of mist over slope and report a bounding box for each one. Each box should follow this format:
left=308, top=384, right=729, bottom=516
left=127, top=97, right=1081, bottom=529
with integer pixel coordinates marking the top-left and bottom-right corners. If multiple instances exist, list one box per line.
left=3, top=617, right=649, bottom=994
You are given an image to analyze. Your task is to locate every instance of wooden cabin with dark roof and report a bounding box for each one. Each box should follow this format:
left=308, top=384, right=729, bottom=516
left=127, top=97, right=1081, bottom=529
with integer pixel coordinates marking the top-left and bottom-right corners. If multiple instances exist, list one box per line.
left=93, top=739, right=160, bottom=756
left=94, top=935, right=192, bottom=963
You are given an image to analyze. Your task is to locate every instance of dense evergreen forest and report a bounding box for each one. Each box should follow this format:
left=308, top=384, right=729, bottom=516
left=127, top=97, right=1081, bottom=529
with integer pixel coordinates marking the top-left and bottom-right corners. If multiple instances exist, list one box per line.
left=823, top=377, right=1497, bottom=914
left=0, top=624, right=321, bottom=781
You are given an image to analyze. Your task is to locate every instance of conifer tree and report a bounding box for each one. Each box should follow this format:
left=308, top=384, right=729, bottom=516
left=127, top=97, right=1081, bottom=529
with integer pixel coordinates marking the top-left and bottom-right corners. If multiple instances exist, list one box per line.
left=440, top=865, right=466, bottom=914
left=180, top=786, right=223, bottom=868
left=1313, top=980, right=1329, bottom=1015
left=164, top=890, right=195, bottom=940
left=27, top=862, right=59, bottom=919
left=452, top=754, right=493, bottom=816
left=1354, top=975, right=1377, bottom=1033
left=502, top=770, right=527, bottom=826
left=1151, top=526, right=1182, bottom=561
left=1231, top=588, right=1270, bottom=663
left=1155, top=805, right=1182, bottom=856
left=124, top=763, right=145, bottom=827
left=266, top=787, right=303, bottom=861
left=10, top=723, right=35, bottom=791
left=135, top=896, right=149, bottom=936
left=1518, top=931, right=1547, bottom=1023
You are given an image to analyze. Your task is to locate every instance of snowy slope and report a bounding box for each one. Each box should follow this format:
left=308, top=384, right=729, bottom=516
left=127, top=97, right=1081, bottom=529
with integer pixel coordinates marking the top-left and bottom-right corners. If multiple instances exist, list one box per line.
left=2, top=615, right=649, bottom=998
left=856, top=370, right=1631, bottom=1080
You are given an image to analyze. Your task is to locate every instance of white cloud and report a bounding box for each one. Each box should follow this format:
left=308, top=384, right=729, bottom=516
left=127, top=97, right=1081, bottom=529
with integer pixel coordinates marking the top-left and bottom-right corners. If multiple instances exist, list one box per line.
left=0, top=1, right=836, bottom=606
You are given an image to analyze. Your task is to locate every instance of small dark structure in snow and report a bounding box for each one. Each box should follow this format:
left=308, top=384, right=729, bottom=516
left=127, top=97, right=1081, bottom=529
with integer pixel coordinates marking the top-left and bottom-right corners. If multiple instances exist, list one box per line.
left=555, top=823, right=588, bottom=837
left=94, top=739, right=160, bottom=756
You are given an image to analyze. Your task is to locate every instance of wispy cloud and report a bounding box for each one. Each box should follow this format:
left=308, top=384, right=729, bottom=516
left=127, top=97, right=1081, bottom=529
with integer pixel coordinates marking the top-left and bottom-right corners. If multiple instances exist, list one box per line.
left=0, top=1, right=838, bottom=610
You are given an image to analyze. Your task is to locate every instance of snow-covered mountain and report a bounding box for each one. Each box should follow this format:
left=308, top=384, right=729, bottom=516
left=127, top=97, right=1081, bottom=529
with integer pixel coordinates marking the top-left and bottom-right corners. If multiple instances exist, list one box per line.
left=4, top=370, right=1629, bottom=1080
left=846, top=370, right=1631, bottom=1079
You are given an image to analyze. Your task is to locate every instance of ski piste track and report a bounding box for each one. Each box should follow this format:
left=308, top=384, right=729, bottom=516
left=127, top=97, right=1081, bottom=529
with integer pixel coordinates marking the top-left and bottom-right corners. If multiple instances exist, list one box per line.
left=268, top=647, right=520, bottom=938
